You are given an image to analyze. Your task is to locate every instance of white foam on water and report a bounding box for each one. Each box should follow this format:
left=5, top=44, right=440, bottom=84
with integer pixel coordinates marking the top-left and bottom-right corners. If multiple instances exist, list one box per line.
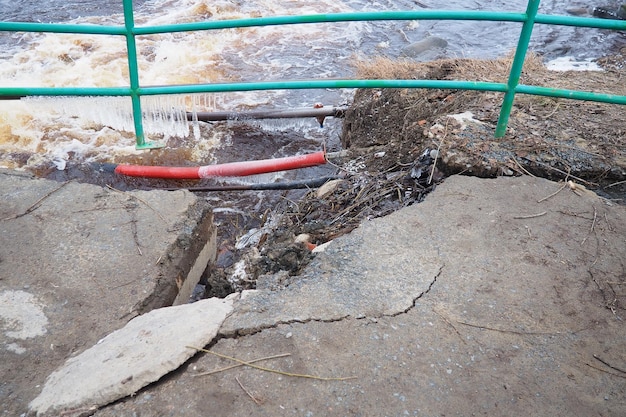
left=545, top=56, right=603, bottom=72
left=0, top=0, right=362, bottom=168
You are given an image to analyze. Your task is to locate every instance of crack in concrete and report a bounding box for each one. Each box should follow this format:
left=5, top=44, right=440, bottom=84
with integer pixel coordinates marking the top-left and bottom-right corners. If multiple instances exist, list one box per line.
left=216, top=315, right=351, bottom=340
left=216, top=264, right=445, bottom=342
left=389, top=263, right=444, bottom=317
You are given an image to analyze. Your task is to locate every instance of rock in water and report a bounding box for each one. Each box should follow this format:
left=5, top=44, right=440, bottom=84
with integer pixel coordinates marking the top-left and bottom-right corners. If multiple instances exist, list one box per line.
left=29, top=295, right=236, bottom=416
left=565, top=7, right=589, bottom=16
left=400, top=36, right=448, bottom=59
left=592, top=6, right=619, bottom=19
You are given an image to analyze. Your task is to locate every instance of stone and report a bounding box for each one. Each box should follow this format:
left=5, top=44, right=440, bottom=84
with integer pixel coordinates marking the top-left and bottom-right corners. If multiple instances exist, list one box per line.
left=400, top=36, right=448, bottom=58
left=29, top=295, right=236, bottom=416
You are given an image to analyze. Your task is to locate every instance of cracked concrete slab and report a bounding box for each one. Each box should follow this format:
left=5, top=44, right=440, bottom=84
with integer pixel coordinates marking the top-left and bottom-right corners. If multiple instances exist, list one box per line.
left=94, top=175, right=625, bottom=417
left=220, top=209, right=444, bottom=335
left=0, top=169, right=216, bottom=416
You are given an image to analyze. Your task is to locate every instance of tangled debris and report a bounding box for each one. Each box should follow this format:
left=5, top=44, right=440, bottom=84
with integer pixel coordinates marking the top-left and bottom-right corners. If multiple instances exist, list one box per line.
left=282, top=151, right=439, bottom=244
left=200, top=148, right=442, bottom=296
left=201, top=53, right=626, bottom=299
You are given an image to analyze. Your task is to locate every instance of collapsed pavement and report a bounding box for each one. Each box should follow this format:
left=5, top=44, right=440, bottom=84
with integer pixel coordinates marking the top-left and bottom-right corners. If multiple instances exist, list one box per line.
left=4, top=172, right=622, bottom=416
left=97, top=175, right=625, bottom=417
left=2, top=55, right=626, bottom=416
left=0, top=169, right=216, bottom=416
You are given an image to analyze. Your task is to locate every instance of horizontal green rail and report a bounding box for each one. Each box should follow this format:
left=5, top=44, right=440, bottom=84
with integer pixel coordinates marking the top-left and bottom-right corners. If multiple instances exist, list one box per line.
left=1, top=0, right=625, bottom=147
left=7, top=80, right=626, bottom=105
left=3, top=10, right=626, bottom=34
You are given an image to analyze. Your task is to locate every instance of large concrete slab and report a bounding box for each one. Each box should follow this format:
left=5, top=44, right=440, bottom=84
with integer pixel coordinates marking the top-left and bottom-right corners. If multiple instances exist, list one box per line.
left=220, top=205, right=444, bottom=335
left=29, top=295, right=235, bottom=416
left=93, top=175, right=625, bottom=417
left=0, top=169, right=216, bottom=416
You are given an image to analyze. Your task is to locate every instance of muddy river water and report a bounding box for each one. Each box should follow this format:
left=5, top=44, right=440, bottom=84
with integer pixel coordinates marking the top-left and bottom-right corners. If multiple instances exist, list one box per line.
left=0, top=0, right=624, bottom=172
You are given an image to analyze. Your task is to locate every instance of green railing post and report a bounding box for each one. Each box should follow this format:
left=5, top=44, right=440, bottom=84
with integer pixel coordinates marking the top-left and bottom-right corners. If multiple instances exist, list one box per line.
left=495, top=0, right=541, bottom=138
left=122, top=0, right=161, bottom=149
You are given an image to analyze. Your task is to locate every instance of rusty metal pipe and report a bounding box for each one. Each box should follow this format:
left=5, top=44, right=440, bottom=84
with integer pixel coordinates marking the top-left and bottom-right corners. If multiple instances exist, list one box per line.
left=187, top=106, right=347, bottom=122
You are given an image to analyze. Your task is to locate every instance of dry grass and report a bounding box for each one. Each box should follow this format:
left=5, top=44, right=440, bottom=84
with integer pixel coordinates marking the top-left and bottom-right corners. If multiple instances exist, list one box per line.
left=352, top=56, right=436, bottom=79
left=352, top=52, right=547, bottom=83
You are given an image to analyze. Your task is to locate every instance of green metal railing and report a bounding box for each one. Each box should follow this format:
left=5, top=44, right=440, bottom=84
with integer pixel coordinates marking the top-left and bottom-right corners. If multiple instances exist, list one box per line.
left=1, top=0, right=625, bottom=148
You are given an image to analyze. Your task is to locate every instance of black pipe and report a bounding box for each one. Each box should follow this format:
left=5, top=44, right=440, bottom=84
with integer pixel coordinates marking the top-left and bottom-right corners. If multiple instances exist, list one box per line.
left=164, top=176, right=338, bottom=192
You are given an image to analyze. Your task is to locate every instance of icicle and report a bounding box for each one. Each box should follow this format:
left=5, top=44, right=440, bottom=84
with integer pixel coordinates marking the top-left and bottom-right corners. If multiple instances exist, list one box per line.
left=251, top=118, right=311, bottom=132
left=22, top=94, right=239, bottom=140
left=140, top=94, right=189, bottom=138
left=191, top=94, right=200, bottom=140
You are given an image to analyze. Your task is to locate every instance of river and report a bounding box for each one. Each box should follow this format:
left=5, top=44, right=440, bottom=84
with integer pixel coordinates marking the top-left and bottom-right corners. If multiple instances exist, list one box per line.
left=0, top=0, right=624, bottom=171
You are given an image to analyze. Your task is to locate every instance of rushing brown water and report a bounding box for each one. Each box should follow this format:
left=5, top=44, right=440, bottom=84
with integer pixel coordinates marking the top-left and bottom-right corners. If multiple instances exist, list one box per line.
left=0, top=0, right=624, bottom=175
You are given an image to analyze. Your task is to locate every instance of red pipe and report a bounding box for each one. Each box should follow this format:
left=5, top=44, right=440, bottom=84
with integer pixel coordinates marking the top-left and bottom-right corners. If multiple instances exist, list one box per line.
left=114, top=151, right=327, bottom=179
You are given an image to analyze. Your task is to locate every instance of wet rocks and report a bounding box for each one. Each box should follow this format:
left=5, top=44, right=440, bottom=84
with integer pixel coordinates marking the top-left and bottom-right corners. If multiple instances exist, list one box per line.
left=592, top=4, right=626, bottom=19
left=400, top=36, right=448, bottom=60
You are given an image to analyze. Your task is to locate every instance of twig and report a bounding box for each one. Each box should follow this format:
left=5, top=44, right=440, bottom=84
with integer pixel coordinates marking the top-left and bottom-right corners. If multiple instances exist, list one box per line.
left=557, top=210, right=593, bottom=220
left=585, top=362, right=626, bottom=379
left=510, top=157, right=536, bottom=177
left=456, top=320, right=563, bottom=336
left=427, top=145, right=439, bottom=185
left=189, top=346, right=357, bottom=381
left=428, top=120, right=448, bottom=185
left=522, top=158, right=596, bottom=186
left=433, top=308, right=466, bottom=345
left=194, top=353, right=292, bottom=377
left=109, top=279, right=139, bottom=290
left=593, top=354, right=626, bottom=374
left=513, top=211, right=547, bottom=219
left=235, top=376, right=263, bottom=405
left=2, top=181, right=70, bottom=221
left=106, top=184, right=167, bottom=223
left=604, top=212, right=613, bottom=232
left=537, top=182, right=567, bottom=203
left=130, top=218, right=143, bottom=256
left=581, top=206, right=597, bottom=246
left=605, top=180, right=626, bottom=188
left=543, top=101, right=561, bottom=119
left=279, top=195, right=301, bottom=212
left=590, top=207, right=597, bottom=233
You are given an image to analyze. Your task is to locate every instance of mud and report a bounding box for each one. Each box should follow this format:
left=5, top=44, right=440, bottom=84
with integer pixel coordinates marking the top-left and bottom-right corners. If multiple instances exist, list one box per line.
left=343, top=55, right=625, bottom=189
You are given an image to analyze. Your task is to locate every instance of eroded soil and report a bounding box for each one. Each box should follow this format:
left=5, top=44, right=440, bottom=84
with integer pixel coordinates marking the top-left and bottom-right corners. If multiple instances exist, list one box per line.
left=224, top=54, right=625, bottom=297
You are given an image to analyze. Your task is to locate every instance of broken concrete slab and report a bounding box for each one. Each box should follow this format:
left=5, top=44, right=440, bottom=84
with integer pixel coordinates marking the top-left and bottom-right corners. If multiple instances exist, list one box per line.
left=0, top=169, right=216, bottom=416
left=29, top=295, right=235, bottom=416
left=220, top=209, right=443, bottom=335
left=94, top=175, right=625, bottom=417
left=220, top=175, right=625, bottom=339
